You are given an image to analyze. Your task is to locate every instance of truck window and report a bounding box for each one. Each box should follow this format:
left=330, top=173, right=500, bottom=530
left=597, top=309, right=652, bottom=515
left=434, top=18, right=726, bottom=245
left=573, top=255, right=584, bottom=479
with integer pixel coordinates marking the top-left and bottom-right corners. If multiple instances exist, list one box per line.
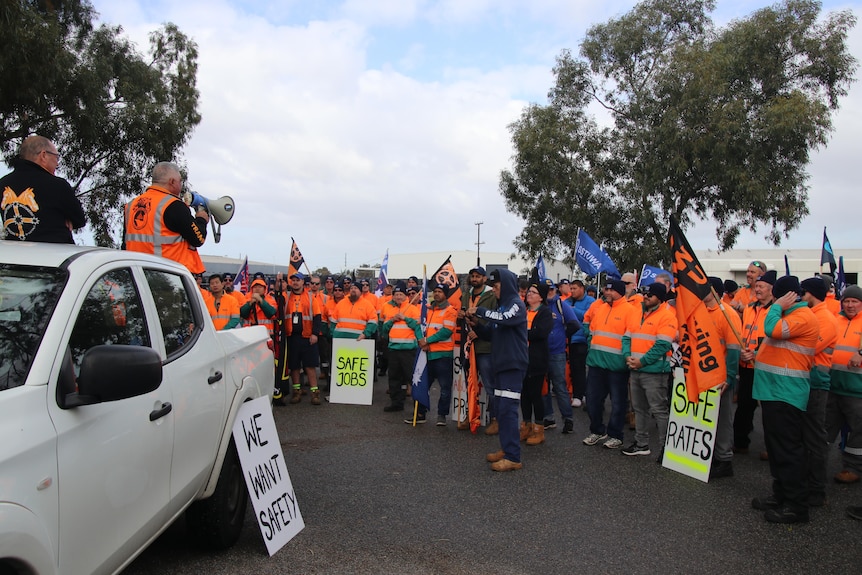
left=68, top=268, right=151, bottom=371
left=143, top=269, right=197, bottom=356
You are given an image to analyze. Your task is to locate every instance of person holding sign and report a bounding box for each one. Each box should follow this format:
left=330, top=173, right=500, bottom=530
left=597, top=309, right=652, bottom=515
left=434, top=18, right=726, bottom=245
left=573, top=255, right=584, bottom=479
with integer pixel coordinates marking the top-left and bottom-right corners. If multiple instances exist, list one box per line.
left=751, top=276, right=819, bottom=524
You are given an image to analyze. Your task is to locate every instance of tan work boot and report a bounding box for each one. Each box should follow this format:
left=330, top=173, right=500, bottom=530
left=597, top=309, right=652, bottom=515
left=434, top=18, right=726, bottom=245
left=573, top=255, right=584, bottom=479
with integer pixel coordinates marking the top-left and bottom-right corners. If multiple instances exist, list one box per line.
left=486, top=450, right=505, bottom=463
left=526, top=423, right=545, bottom=446
left=457, top=419, right=469, bottom=431
left=311, top=389, right=321, bottom=405
left=491, top=458, right=523, bottom=472
left=484, top=418, right=499, bottom=436
left=289, top=388, right=302, bottom=404
left=520, top=421, right=531, bottom=442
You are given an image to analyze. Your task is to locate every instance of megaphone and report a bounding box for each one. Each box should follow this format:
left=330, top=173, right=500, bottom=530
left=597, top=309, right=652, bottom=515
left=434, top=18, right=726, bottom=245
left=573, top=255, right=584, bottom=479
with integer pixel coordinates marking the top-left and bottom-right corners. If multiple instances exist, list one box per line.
left=182, top=191, right=235, bottom=243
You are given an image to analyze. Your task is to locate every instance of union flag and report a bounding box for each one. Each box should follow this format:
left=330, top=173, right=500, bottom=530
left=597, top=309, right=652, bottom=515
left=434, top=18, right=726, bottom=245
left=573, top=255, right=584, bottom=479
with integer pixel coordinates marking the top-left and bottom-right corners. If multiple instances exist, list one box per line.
left=668, top=217, right=726, bottom=402
left=288, top=237, right=305, bottom=277
left=431, top=255, right=462, bottom=308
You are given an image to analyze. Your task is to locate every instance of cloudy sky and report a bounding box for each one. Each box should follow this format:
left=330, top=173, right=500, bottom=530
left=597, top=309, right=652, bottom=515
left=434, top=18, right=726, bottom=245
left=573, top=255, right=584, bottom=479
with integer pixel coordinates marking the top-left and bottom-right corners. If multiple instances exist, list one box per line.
left=90, top=0, right=862, bottom=272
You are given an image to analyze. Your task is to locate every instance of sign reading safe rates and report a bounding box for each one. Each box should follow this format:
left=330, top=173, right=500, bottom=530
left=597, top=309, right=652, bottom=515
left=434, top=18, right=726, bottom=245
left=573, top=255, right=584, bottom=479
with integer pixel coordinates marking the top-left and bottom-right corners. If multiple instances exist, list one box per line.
left=662, top=368, right=720, bottom=483
left=232, top=396, right=304, bottom=556
left=329, top=338, right=375, bottom=405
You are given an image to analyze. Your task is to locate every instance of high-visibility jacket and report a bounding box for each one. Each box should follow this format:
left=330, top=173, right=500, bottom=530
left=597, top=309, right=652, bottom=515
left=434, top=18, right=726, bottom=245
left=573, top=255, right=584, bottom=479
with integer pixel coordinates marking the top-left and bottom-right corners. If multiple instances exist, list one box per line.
left=825, top=293, right=842, bottom=316
left=331, top=297, right=379, bottom=339
left=752, top=302, right=819, bottom=411
left=361, top=292, right=378, bottom=308
left=285, top=288, right=322, bottom=338
left=583, top=297, right=639, bottom=372
left=124, top=185, right=204, bottom=273
left=707, top=303, right=742, bottom=387
left=382, top=301, right=421, bottom=349
left=625, top=292, right=644, bottom=306
left=627, top=303, right=678, bottom=373
left=830, top=311, right=862, bottom=398
left=731, top=286, right=757, bottom=312
left=240, top=294, right=277, bottom=333
left=206, top=293, right=241, bottom=330
left=740, top=301, right=772, bottom=369
left=425, top=301, right=457, bottom=358
left=810, top=301, right=839, bottom=390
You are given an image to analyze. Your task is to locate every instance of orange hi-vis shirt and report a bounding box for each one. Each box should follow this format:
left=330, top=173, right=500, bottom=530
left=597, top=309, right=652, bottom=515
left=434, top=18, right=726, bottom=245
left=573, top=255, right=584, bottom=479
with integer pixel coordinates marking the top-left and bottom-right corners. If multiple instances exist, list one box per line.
left=628, top=303, right=678, bottom=372
left=384, top=301, right=421, bottom=347
left=740, top=301, right=771, bottom=369
left=810, top=300, right=839, bottom=389
left=124, top=185, right=204, bottom=274
left=206, top=293, right=240, bottom=330
left=331, top=296, right=378, bottom=339
left=825, top=293, right=841, bottom=316
left=242, top=294, right=277, bottom=333
left=830, top=311, right=862, bottom=398
left=731, top=286, right=757, bottom=312
left=425, top=302, right=457, bottom=354
left=583, top=297, right=640, bottom=371
left=285, top=288, right=322, bottom=338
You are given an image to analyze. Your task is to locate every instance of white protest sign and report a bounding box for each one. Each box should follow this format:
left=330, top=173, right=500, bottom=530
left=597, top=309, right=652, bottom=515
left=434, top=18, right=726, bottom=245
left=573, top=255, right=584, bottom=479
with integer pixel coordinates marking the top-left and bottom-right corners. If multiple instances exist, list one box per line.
left=329, top=338, right=375, bottom=405
left=451, top=346, right=490, bottom=426
left=662, top=368, right=720, bottom=483
left=233, top=396, right=304, bottom=556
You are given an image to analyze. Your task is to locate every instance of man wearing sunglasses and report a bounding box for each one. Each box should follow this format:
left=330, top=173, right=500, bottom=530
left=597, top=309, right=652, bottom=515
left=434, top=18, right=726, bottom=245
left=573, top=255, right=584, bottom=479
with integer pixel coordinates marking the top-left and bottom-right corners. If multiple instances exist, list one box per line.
left=732, top=261, right=769, bottom=313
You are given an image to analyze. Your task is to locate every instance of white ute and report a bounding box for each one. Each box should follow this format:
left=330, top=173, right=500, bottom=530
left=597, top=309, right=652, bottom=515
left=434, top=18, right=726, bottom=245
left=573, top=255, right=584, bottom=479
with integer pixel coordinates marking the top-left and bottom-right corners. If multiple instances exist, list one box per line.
left=0, top=242, right=274, bottom=575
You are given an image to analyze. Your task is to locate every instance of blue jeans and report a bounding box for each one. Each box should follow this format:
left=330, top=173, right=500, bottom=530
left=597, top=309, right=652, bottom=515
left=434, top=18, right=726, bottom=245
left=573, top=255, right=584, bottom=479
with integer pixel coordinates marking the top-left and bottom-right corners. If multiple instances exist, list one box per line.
left=542, top=352, right=573, bottom=422
left=476, top=352, right=497, bottom=419
left=496, top=368, right=525, bottom=463
left=418, top=356, right=454, bottom=417
left=586, top=366, right=629, bottom=440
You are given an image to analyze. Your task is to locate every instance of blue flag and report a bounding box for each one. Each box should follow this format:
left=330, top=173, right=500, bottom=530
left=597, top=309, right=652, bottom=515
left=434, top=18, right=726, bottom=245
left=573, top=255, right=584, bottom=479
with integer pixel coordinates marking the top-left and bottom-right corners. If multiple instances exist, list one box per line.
left=536, top=255, right=547, bottom=281
left=638, top=264, right=672, bottom=288
left=784, top=254, right=791, bottom=276
left=411, top=272, right=430, bottom=409
left=836, top=256, right=846, bottom=298
left=821, top=228, right=837, bottom=275
left=375, top=249, right=389, bottom=296
left=575, top=229, right=620, bottom=278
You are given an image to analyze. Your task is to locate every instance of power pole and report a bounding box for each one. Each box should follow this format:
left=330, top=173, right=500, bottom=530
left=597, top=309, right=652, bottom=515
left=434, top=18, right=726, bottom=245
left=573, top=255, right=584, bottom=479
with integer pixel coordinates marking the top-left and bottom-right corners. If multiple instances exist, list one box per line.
left=475, top=221, right=484, bottom=267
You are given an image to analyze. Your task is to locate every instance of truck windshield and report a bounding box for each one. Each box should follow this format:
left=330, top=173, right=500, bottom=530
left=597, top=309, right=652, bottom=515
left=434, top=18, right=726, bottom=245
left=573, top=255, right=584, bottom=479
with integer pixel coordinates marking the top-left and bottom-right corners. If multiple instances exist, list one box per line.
left=0, top=265, right=66, bottom=391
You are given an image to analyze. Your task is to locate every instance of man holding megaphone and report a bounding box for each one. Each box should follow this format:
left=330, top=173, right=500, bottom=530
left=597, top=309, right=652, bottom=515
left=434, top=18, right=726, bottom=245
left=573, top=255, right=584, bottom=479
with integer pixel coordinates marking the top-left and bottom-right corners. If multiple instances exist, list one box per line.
left=123, top=161, right=208, bottom=274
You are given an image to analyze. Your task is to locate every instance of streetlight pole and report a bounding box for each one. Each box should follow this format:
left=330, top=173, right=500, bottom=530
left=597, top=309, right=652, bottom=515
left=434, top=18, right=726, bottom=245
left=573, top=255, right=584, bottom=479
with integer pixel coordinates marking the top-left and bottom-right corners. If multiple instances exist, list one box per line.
left=475, top=221, right=484, bottom=267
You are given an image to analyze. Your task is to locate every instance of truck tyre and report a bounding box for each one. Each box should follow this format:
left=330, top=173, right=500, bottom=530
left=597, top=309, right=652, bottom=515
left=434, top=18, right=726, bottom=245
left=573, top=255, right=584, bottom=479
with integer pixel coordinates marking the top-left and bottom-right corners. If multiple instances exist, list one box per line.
left=186, top=439, right=248, bottom=549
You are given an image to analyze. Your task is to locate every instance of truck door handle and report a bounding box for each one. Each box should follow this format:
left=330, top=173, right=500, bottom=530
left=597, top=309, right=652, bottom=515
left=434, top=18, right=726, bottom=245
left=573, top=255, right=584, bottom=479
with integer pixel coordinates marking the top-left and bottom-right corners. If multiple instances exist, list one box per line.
left=149, top=402, right=172, bottom=421
left=208, top=371, right=223, bottom=385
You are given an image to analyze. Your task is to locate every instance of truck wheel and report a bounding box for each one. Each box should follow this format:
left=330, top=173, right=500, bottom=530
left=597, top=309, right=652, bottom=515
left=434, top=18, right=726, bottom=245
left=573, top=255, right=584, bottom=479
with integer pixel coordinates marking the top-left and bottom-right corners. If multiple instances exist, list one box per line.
left=186, top=439, right=248, bottom=549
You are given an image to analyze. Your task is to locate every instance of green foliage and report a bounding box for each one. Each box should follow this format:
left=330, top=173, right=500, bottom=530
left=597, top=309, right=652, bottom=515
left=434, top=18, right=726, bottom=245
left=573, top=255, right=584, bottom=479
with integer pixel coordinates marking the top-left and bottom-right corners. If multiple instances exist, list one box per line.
left=0, top=0, right=201, bottom=247
left=500, top=0, right=856, bottom=270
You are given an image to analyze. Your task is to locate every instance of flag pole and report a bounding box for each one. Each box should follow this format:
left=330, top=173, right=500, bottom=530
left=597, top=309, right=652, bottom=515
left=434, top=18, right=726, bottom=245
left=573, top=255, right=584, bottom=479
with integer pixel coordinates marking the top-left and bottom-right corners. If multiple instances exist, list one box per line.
left=713, top=287, right=744, bottom=346
left=408, top=264, right=429, bottom=426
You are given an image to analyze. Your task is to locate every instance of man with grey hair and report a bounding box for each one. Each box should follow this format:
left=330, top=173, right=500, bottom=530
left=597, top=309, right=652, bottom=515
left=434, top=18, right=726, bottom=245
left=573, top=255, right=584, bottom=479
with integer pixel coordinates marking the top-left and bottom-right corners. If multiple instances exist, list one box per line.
left=123, top=161, right=209, bottom=273
left=1, top=134, right=86, bottom=243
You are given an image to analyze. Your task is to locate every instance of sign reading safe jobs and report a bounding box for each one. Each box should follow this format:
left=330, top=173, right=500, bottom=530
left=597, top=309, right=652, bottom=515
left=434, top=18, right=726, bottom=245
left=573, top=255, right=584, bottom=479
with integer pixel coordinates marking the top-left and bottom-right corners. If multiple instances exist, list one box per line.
left=329, top=338, right=375, bottom=405
left=232, top=396, right=304, bottom=556
left=662, top=368, right=721, bottom=483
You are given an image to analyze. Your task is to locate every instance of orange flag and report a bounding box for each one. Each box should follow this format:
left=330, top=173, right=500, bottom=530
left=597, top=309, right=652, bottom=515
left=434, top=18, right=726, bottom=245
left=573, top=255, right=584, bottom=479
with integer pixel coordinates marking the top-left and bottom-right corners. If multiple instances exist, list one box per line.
left=432, top=255, right=462, bottom=309
left=668, top=217, right=726, bottom=402
left=288, top=237, right=305, bottom=277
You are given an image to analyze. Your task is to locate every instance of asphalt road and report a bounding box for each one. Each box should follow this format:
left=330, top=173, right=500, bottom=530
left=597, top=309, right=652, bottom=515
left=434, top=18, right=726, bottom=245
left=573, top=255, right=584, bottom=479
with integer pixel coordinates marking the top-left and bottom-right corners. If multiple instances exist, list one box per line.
left=125, top=376, right=862, bottom=575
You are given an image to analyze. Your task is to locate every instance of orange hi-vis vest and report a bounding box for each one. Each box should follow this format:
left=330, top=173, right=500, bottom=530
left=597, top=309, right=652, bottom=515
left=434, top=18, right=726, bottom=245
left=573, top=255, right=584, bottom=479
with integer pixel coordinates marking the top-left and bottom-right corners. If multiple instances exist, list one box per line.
left=124, top=185, right=204, bottom=273
left=426, top=303, right=457, bottom=353
left=243, top=294, right=277, bottom=332
left=584, top=297, right=638, bottom=355
left=332, top=297, right=378, bottom=338
left=830, top=311, right=862, bottom=397
left=285, top=288, right=322, bottom=338
left=629, top=304, right=678, bottom=360
left=387, top=301, right=420, bottom=345
left=323, top=295, right=339, bottom=324
left=825, top=293, right=841, bottom=316
left=811, top=301, right=839, bottom=374
left=740, top=301, right=771, bottom=369
left=206, top=293, right=240, bottom=330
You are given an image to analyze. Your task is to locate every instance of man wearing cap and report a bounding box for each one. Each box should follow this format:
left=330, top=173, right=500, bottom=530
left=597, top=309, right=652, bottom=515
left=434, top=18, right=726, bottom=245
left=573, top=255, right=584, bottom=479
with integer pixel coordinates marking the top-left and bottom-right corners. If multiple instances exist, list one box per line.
left=542, top=280, right=581, bottom=433
left=566, top=279, right=596, bottom=408
left=359, top=278, right=378, bottom=307
left=557, top=279, right=572, bottom=302
left=381, top=281, right=422, bottom=414
left=827, top=284, right=862, bottom=485
left=581, top=279, right=640, bottom=449
left=417, top=284, right=459, bottom=425
left=460, top=266, right=499, bottom=433
left=621, top=282, right=677, bottom=458
left=221, top=272, right=242, bottom=306
left=467, top=269, right=528, bottom=471
left=705, top=278, right=743, bottom=479
left=284, top=273, right=324, bottom=405
left=800, top=277, right=839, bottom=503
left=731, top=261, right=768, bottom=313
left=734, top=270, right=776, bottom=454
left=751, top=276, right=819, bottom=524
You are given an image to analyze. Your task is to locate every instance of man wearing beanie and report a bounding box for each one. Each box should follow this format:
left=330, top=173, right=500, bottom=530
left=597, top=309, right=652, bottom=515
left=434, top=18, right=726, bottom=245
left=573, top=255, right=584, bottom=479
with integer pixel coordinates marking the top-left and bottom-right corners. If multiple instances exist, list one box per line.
left=416, top=284, right=458, bottom=425
left=826, top=284, right=862, bottom=486
left=734, top=270, right=776, bottom=454
left=622, top=282, right=678, bottom=459
left=705, top=277, right=743, bottom=479
left=800, top=277, right=839, bottom=504
left=751, top=275, right=819, bottom=524
left=581, top=278, right=640, bottom=449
